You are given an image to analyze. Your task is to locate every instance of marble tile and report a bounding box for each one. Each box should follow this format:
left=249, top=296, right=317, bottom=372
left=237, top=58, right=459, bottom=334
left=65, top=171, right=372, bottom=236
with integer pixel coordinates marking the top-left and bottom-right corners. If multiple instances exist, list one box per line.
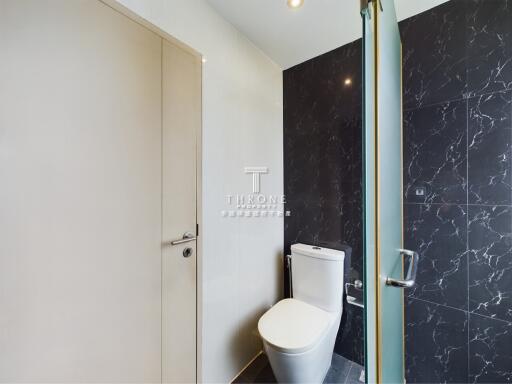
left=345, top=363, right=364, bottom=384
left=323, top=354, right=353, bottom=384
left=466, top=0, right=512, bottom=97
left=400, top=0, right=467, bottom=110
left=334, top=305, right=364, bottom=366
left=469, top=313, right=512, bottom=383
left=284, top=114, right=361, bottom=203
left=468, top=91, right=512, bottom=205
left=284, top=40, right=364, bottom=361
left=232, top=354, right=273, bottom=384
left=251, top=363, right=277, bottom=384
left=405, top=203, right=468, bottom=310
left=405, top=297, right=469, bottom=383
left=234, top=353, right=358, bottom=384
left=284, top=197, right=361, bottom=279
left=403, top=100, right=467, bottom=205
left=468, top=205, right=512, bottom=322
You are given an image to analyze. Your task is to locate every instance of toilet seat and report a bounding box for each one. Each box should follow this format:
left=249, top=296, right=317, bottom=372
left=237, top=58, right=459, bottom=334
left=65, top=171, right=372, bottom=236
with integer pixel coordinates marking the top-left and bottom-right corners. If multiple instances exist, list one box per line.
left=258, top=298, right=333, bottom=354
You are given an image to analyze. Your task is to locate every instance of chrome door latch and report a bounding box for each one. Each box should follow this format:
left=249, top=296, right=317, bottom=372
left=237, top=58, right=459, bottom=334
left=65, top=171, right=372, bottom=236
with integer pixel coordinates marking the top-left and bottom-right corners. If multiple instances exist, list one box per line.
left=163, top=231, right=197, bottom=247
left=386, top=249, right=419, bottom=288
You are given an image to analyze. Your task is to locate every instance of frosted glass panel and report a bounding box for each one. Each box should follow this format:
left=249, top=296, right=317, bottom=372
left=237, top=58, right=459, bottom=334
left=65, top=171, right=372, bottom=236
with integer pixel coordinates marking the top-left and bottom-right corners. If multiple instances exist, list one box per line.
left=363, top=0, right=404, bottom=382
left=362, top=3, right=377, bottom=383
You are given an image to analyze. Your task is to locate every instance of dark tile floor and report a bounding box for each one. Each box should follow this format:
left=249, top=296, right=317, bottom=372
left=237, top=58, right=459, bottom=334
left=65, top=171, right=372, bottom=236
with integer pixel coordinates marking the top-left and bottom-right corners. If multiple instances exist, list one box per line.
left=233, top=352, right=364, bottom=384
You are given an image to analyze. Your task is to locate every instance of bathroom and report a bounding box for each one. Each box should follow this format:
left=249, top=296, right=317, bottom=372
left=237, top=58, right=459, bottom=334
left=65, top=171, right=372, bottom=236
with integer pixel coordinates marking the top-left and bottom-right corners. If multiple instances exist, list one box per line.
left=0, top=0, right=511, bottom=383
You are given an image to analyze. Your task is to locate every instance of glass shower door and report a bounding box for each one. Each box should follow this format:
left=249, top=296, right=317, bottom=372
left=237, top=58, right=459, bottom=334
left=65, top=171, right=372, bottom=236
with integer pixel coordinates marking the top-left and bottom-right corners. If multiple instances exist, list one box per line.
left=362, top=0, right=417, bottom=382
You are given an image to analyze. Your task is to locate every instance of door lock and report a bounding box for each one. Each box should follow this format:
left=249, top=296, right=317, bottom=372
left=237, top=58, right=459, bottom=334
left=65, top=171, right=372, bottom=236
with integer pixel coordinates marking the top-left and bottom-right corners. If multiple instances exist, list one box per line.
left=183, top=247, right=193, bottom=258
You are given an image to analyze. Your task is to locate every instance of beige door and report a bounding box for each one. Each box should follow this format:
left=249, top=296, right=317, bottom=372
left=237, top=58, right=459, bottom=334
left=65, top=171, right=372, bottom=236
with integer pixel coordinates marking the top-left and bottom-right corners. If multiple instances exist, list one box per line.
left=162, top=40, right=201, bottom=384
left=0, top=0, right=200, bottom=382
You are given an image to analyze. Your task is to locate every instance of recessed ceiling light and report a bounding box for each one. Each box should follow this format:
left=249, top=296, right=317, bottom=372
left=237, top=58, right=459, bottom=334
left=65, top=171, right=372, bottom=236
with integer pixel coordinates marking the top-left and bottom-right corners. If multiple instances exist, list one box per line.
left=287, top=0, right=304, bottom=9
left=344, top=78, right=352, bottom=86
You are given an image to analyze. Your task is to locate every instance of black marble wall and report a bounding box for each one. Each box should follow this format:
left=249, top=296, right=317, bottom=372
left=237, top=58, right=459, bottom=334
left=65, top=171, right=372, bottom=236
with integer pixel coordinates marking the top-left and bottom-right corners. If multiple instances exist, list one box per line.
left=283, top=0, right=512, bottom=380
left=283, top=41, right=364, bottom=365
left=401, top=0, right=512, bottom=382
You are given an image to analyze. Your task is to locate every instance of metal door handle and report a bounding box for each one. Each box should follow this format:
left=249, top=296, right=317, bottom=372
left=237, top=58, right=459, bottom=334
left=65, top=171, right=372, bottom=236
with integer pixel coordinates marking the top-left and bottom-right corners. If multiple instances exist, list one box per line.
left=386, top=249, right=418, bottom=288
left=164, top=232, right=196, bottom=246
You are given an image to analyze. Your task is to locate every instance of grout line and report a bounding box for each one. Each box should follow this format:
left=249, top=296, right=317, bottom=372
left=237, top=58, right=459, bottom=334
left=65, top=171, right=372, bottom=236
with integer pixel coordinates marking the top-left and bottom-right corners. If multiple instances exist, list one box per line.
left=408, top=296, right=512, bottom=324
left=230, top=351, right=264, bottom=384
left=404, top=94, right=468, bottom=112
left=344, top=363, right=354, bottom=384
left=469, top=311, right=512, bottom=325
left=407, top=296, right=468, bottom=314
left=403, top=88, right=512, bottom=113
left=160, top=38, right=164, bottom=383
left=403, top=202, right=512, bottom=207
left=466, top=96, right=470, bottom=384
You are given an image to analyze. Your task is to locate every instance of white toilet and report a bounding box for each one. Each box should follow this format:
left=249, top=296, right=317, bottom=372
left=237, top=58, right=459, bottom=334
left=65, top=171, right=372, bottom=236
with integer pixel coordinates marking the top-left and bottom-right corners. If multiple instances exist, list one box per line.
left=258, top=243, right=345, bottom=383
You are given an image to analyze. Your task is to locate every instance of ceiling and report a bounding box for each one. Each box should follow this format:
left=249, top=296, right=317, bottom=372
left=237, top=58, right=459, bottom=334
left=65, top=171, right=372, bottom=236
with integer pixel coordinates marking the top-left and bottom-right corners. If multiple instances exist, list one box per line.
left=206, top=0, right=449, bottom=69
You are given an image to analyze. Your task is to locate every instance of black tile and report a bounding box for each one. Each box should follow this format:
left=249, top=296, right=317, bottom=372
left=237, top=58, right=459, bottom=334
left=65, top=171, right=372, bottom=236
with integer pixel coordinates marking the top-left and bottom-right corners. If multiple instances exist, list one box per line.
left=252, top=363, right=277, bottom=384
left=468, top=205, right=512, bottom=322
left=284, top=199, right=360, bottom=253
left=466, top=0, right=512, bottom=97
left=405, top=297, right=469, bottom=383
left=234, top=353, right=358, bottom=384
left=403, top=100, right=467, bottom=204
left=284, top=113, right=362, bottom=202
left=345, top=363, right=364, bottom=384
left=400, top=0, right=467, bottom=109
left=323, top=354, right=353, bottom=384
left=334, top=305, right=364, bottom=366
left=468, top=91, right=512, bottom=205
left=284, top=39, right=364, bottom=363
left=405, top=203, right=468, bottom=310
left=469, top=313, right=512, bottom=383
left=283, top=196, right=362, bottom=313
left=232, top=354, right=274, bottom=384
left=283, top=42, right=363, bottom=277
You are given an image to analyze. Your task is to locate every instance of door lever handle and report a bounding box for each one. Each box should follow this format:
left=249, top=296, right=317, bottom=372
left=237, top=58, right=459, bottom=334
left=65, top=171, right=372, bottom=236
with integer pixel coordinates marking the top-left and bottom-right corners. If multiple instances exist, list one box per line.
left=386, top=249, right=418, bottom=288
left=164, top=231, right=196, bottom=246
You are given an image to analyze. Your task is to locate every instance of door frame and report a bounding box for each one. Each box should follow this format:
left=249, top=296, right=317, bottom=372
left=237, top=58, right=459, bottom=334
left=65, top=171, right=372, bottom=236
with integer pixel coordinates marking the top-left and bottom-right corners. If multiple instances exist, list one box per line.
left=363, top=0, right=405, bottom=382
left=99, top=1, right=203, bottom=380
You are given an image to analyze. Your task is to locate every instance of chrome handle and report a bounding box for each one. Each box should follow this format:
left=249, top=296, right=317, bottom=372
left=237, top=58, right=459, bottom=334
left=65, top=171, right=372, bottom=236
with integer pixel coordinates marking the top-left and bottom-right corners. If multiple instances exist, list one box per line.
left=386, top=249, right=418, bottom=288
left=165, top=232, right=196, bottom=246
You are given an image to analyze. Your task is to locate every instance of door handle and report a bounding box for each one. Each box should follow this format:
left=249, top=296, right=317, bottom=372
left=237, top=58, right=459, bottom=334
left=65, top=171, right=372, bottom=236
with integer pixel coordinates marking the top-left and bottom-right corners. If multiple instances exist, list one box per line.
left=164, top=231, right=197, bottom=246
left=385, top=249, right=418, bottom=288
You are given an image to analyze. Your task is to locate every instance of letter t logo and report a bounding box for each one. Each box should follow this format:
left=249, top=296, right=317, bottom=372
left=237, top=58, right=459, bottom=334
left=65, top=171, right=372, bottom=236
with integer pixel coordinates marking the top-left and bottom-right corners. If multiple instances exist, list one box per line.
left=244, top=167, right=268, bottom=193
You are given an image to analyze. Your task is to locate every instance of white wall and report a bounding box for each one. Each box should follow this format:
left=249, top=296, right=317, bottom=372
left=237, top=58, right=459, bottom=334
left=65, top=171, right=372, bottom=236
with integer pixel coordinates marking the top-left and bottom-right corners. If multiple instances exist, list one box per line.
left=394, top=0, right=449, bottom=21
left=114, top=0, right=284, bottom=382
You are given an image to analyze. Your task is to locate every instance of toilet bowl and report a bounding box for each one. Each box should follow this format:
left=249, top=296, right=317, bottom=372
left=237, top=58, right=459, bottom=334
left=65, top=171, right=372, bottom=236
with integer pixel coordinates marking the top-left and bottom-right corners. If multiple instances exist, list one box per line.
left=258, top=244, right=345, bottom=383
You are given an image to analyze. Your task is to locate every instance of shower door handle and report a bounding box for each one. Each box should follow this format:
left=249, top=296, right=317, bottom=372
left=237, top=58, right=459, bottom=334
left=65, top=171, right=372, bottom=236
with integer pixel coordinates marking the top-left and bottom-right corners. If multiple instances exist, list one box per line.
left=385, top=249, right=418, bottom=288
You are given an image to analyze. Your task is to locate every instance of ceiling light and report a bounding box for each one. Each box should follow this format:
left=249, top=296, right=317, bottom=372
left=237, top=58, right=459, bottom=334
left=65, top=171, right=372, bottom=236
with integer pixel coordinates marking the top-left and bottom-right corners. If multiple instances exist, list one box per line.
left=287, top=0, right=304, bottom=9
left=344, top=78, right=352, bottom=86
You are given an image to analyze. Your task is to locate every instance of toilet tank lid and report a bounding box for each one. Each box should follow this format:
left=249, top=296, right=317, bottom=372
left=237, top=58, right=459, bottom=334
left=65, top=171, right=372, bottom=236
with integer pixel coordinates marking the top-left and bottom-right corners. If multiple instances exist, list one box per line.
left=291, top=243, right=345, bottom=261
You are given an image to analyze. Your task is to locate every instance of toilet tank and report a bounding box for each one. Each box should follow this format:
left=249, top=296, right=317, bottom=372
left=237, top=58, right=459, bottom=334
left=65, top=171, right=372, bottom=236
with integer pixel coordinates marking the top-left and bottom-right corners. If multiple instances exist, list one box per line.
left=291, top=243, right=345, bottom=313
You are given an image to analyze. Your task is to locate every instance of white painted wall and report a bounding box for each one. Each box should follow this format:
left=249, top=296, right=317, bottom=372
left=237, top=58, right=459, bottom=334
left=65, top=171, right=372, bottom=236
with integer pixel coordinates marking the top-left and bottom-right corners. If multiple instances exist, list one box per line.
left=114, top=0, right=284, bottom=382
left=205, top=0, right=450, bottom=69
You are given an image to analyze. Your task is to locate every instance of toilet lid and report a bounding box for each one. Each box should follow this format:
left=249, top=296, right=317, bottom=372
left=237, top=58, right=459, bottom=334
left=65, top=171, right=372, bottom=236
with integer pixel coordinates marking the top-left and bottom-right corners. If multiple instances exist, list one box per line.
left=258, top=298, right=333, bottom=354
